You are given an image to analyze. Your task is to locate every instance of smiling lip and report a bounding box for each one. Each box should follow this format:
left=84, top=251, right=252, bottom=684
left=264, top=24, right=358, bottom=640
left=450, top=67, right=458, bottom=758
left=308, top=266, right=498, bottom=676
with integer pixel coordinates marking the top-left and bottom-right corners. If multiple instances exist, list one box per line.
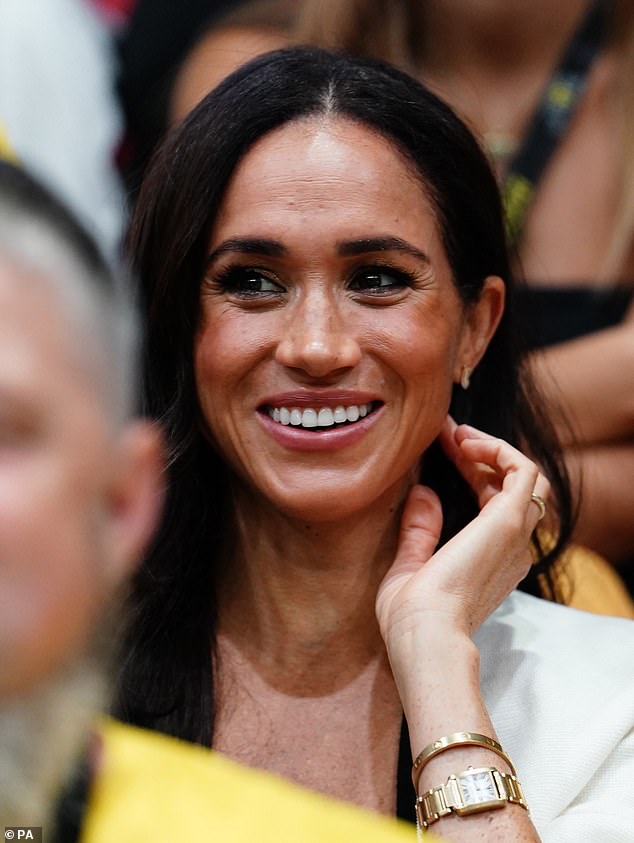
left=260, top=390, right=380, bottom=408
left=257, top=390, right=384, bottom=452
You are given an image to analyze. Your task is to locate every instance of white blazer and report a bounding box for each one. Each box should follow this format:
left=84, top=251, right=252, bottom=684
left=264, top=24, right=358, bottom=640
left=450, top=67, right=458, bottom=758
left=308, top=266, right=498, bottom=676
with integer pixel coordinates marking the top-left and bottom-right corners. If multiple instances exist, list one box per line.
left=476, top=591, right=634, bottom=842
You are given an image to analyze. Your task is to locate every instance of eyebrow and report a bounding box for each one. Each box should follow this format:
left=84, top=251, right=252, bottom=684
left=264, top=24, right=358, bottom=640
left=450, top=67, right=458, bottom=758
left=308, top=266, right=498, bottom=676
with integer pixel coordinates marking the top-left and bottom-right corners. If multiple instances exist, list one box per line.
left=337, top=237, right=430, bottom=263
left=206, top=235, right=430, bottom=264
left=207, top=238, right=287, bottom=263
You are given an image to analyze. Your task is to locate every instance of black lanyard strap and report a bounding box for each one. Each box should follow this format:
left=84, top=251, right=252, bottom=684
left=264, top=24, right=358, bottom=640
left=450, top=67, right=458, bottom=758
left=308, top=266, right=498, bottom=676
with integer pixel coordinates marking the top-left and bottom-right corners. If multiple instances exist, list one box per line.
left=502, top=0, right=611, bottom=244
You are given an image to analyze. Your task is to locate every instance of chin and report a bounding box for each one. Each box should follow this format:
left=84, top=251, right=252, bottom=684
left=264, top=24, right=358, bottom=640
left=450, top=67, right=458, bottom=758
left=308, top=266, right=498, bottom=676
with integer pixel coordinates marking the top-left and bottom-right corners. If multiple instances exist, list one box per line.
left=0, top=643, right=108, bottom=828
left=277, top=497, right=367, bottom=524
left=256, top=472, right=404, bottom=525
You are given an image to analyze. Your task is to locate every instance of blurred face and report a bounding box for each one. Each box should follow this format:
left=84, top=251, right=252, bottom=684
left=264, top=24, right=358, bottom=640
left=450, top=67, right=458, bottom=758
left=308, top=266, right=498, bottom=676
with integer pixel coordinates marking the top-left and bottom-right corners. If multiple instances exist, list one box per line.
left=0, top=263, right=156, bottom=699
left=196, top=118, right=500, bottom=521
left=171, top=26, right=290, bottom=122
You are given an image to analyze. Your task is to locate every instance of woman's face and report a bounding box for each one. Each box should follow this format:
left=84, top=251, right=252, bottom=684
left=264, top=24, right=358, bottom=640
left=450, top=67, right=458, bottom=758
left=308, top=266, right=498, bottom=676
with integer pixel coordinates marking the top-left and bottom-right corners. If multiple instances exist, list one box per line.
left=195, top=117, right=501, bottom=521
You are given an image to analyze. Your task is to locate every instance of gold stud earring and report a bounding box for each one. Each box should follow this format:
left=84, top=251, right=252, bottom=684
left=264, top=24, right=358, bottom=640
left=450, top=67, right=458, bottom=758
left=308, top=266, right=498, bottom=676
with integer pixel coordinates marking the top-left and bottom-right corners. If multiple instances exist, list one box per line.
left=460, top=366, right=471, bottom=390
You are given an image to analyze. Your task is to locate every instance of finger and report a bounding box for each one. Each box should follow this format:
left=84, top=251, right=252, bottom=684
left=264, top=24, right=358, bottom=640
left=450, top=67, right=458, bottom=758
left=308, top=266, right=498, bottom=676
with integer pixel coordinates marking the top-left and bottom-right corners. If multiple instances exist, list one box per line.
left=454, top=423, right=498, bottom=443
left=392, top=484, right=443, bottom=576
left=527, top=473, right=551, bottom=530
left=442, top=422, right=550, bottom=529
left=437, top=415, right=459, bottom=462
left=456, top=425, right=540, bottom=481
left=532, top=472, right=550, bottom=501
left=442, top=422, right=532, bottom=506
left=456, top=436, right=538, bottom=501
left=460, top=439, right=552, bottom=535
left=438, top=416, right=489, bottom=492
left=375, top=485, right=443, bottom=625
left=454, top=439, right=550, bottom=508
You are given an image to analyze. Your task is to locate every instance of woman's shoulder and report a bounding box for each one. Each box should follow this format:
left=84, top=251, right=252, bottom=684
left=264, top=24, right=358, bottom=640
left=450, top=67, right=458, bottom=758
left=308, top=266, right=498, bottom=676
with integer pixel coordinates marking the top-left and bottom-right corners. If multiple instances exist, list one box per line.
left=476, top=592, right=634, bottom=834
left=476, top=589, right=634, bottom=743
left=477, top=589, right=634, bottom=680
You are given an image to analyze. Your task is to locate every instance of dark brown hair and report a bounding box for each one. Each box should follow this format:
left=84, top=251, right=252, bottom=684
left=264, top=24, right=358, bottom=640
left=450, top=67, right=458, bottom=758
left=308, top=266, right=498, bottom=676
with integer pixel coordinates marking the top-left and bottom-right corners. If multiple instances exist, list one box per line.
left=116, top=47, right=573, bottom=746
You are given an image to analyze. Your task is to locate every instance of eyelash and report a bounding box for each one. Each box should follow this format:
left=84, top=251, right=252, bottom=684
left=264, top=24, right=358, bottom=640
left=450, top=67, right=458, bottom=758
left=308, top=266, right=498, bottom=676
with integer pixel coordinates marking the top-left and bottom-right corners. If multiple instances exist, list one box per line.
left=349, top=265, right=415, bottom=295
left=210, top=264, right=417, bottom=300
left=212, top=266, right=284, bottom=298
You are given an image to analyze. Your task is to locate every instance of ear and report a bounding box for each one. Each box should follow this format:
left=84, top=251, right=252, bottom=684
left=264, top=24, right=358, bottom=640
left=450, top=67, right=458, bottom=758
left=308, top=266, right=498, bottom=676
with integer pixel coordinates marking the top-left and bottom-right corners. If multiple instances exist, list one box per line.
left=454, top=275, right=505, bottom=382
left=101, top=420, right=165, bottom=591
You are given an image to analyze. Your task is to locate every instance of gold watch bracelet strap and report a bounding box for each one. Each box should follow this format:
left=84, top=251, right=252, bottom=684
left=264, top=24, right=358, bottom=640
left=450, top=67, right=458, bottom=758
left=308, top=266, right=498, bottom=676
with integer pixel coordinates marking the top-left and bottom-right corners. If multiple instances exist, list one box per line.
left=416, top=768, right=528, bottom=830
left=412, top=732, right=517, bottom=793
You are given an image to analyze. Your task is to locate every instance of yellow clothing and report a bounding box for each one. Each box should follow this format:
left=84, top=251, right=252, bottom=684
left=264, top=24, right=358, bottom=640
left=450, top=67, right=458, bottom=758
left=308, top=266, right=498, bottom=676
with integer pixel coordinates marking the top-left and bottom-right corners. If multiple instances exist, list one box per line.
left=81, top=720, right=419, bottom=842
left=555, top=544, right=634, bottom=619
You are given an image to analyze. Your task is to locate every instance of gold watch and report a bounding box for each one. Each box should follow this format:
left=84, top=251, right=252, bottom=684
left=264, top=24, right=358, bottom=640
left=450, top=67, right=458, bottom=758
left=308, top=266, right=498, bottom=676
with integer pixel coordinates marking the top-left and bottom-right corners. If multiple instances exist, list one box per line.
left=416, top=765, right=528, bottom=831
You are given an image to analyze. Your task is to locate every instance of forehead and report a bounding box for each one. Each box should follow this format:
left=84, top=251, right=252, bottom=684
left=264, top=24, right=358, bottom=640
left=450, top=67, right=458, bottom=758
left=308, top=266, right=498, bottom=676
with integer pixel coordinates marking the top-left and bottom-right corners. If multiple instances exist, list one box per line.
left=212, top=117, right=443, bottom=251
left=0, top=261, right=93, bottom=407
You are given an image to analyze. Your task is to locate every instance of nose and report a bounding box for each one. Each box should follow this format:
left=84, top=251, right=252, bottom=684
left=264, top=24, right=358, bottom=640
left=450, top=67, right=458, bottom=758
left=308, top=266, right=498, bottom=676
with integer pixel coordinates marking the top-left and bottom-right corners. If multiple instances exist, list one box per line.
left=274, top=289, right=362, bottom=378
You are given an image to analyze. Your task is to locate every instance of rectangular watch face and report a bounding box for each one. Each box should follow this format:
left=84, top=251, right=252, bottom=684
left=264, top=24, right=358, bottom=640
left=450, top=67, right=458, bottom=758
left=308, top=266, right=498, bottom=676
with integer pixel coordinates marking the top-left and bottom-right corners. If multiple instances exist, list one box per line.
left=455, top=769, right=506, bottom=813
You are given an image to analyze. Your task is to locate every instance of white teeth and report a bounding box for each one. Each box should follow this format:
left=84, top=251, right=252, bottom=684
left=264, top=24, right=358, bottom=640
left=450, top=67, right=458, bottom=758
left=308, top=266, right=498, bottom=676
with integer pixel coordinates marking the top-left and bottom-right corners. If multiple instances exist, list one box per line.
left=333, top=405, right=347, bottom=423
left=317, top=408, right=335, bottom=426
left=302, top=408, right=318, bottom=427
left=268, top=403, right=374, bottom=429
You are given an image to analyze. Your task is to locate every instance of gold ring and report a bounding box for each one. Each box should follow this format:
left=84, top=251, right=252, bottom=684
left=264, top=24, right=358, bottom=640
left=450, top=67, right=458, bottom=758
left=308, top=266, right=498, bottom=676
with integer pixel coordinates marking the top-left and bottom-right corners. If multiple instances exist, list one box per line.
left=530, top=493, right=546, bottom=521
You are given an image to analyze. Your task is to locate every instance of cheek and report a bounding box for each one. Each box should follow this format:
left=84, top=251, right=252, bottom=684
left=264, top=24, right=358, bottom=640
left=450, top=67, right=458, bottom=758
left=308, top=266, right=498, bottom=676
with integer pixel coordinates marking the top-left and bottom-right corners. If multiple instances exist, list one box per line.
left=0, top=466, right=106, bottom=696
left=194, top=319, right=240, bottom=396
left=0, top=565, right=101, bottom=698
left=194, top=310, right=274, bottom=416
left=363, top=310, right=462, bottom=458
left=363, top=308, right=461, bottom=390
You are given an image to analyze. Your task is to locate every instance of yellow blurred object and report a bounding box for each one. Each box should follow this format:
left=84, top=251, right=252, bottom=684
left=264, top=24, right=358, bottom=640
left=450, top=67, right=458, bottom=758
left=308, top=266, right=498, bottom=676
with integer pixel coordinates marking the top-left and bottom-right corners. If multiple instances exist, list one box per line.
left=0, top=123, right=18, bottom=163
left=552, top=544, right=634, bottom=619
left=81, top=719, right=420, bottom=842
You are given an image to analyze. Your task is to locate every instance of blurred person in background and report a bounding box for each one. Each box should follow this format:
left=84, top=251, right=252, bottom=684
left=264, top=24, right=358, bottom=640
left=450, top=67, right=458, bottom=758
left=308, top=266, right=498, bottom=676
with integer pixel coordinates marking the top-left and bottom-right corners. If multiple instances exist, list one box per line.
left=117, top=0, right=243, bottom=189
left=0, top=161, right=423, bottom=843
left=169, top=0, right=295, bottom=123
left=0, top=0, right=126, bottom=257
left=0, top=160, right=161, bottom=832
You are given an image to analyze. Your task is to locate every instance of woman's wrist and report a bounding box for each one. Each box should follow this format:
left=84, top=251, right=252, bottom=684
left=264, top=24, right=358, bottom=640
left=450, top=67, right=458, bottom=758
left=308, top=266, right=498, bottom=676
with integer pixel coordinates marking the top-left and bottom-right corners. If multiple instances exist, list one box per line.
left=390, top=621, right=538, bottom=835
left=387, top=623, right=488, bottom=759
left=387, top=617, right=479, bottom=697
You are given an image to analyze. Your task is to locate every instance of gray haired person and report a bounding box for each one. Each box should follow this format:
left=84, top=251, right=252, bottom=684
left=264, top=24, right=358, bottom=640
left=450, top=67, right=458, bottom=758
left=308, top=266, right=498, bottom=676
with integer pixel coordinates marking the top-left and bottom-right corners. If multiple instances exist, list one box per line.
left=0, top=161, right=162, bottom=828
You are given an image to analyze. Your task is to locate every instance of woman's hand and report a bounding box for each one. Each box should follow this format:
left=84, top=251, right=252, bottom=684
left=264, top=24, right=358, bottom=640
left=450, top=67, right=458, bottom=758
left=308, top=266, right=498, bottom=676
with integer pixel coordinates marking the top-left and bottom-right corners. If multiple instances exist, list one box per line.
left=375, top=418, right=544, bottom=841
left=375, top=416, right=550, bottom=648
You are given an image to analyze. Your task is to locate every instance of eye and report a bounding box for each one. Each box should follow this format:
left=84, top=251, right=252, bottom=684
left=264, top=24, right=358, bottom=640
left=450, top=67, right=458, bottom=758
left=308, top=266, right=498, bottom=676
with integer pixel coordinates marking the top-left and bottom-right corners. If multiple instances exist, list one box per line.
left=0, top=413, right=39, bottom=448
left=348, top=266, right=413, bottom=296
left=213, top=266, right=285, bottom=298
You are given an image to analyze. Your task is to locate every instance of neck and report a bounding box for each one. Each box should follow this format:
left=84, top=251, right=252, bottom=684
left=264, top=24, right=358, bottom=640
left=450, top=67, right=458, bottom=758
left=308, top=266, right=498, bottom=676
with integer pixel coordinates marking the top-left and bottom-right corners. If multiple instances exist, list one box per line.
left=419, top=0, right=591, bottom=75
left=417, top=0, right=594, bottom=170
left=218, top=480, right=407, bottom=689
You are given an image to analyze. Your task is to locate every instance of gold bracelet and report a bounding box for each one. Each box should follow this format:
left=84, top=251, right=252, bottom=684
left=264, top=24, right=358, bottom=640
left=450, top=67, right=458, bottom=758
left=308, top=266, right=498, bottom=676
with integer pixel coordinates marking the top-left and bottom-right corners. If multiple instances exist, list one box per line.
left=415, top=765, right=528, bottom=831
left=411, top=732, right=517, bottom=793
